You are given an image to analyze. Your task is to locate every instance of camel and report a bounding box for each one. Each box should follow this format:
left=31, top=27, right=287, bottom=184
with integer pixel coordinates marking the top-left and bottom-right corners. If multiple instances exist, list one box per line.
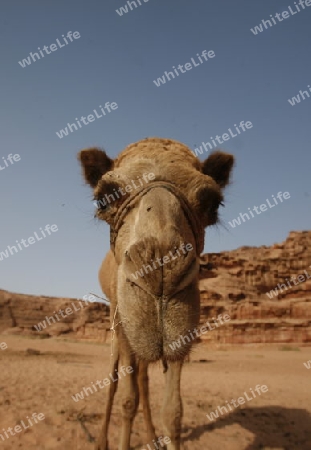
left=78, top=137, right=234, bottom=450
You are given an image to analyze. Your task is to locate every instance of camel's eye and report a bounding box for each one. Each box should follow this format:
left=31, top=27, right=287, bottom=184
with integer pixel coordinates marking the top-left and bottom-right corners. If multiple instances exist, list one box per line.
left=99, top=202, right=108, bottom=211
left=212, top=200, right=224, bottom=214
left=93, top=198, right=109, bottom=211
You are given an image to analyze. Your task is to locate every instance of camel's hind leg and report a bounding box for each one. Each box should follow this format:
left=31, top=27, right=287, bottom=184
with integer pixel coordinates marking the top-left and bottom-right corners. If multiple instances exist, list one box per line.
left=95, top=336, right=119, bottom=450
left=138, top=360, right=157, bottom=443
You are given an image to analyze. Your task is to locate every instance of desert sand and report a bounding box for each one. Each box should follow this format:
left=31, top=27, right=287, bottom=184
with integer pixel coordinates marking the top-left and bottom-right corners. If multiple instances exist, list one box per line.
left=0, top=335, right=310, bottom=450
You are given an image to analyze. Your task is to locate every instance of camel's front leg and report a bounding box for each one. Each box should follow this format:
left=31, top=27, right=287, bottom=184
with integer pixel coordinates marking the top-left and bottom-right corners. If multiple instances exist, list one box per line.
left=119, top=344, right=139, bottom=450
left=95, top=335, right=119, bottom=450
left=161, top=360, right=183, bottom=450
left=138, top=360, right=157, bottom=443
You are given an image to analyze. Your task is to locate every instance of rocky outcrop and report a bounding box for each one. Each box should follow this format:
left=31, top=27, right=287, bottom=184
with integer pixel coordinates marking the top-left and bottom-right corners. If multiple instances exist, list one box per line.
left=0, top=291, right=110, bottom=342
left=0, top=231, right=310, bottom=345
left=198, top=230, right=311, bottom=344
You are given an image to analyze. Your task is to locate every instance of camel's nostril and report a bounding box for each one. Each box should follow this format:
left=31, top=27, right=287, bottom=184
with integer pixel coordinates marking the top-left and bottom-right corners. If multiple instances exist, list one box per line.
left=125, top=278, right=135, bottom=287
left=147, top=207, right=151, bottom=211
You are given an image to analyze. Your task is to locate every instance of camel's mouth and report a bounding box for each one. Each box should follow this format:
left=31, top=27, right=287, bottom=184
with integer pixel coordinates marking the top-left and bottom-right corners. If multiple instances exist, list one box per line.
left=114, top=232, right=201, bottom=361
left=117, top=269, right=200, bottom=362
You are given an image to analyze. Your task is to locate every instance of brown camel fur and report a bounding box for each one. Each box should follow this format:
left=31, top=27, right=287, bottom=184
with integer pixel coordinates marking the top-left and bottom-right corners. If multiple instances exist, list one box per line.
left=78, top=137, right=234, bottom=450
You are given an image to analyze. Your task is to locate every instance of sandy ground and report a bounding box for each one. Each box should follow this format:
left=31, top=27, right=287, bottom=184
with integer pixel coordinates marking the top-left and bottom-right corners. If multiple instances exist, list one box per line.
left=0, top=335, right=310, bottom=450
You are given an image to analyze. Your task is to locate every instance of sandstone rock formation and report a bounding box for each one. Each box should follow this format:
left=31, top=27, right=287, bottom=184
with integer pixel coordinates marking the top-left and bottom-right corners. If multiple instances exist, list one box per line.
left=0, top=291, right=110, bottom=342
left=0, top=231, right=310, bottom=345
left=199, top=230, right=311, bottom=344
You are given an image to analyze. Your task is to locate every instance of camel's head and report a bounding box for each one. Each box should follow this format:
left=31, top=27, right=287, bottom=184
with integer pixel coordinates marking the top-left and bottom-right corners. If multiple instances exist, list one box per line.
left=78, top=138, right=234, bottom=228
left=78, top=138, right=234, bottom=361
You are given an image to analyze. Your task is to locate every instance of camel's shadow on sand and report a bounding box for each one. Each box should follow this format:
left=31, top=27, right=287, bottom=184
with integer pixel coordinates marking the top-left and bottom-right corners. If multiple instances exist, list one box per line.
left=184, top=406, right=311, bottom=450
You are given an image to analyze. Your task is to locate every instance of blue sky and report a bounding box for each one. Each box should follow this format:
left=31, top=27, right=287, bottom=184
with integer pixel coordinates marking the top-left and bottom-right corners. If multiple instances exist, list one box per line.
left=0, top=0, right=310, bottom=299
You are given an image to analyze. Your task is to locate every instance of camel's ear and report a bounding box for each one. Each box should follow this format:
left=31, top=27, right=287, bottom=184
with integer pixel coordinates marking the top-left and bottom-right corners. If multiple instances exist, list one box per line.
left=201, top=151, right=234, bottom=188
left=78, top=148, right=114, bottom=188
